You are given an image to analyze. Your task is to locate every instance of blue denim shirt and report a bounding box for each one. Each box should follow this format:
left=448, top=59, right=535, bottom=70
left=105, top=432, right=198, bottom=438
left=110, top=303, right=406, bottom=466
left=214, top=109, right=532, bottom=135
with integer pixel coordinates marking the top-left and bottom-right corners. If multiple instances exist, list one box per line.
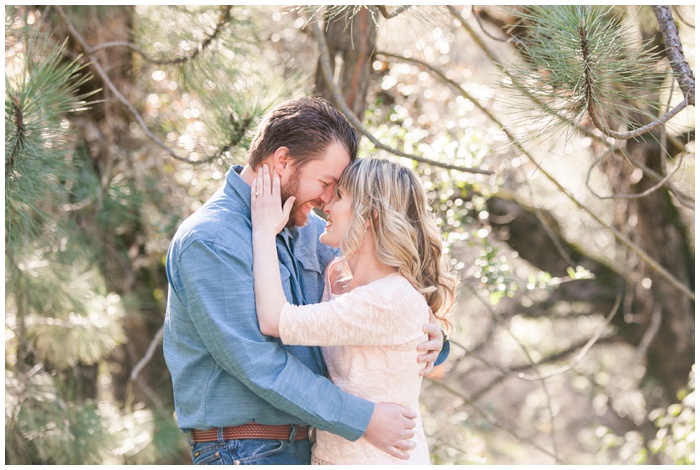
left=163, top=166, right=373, bottom=441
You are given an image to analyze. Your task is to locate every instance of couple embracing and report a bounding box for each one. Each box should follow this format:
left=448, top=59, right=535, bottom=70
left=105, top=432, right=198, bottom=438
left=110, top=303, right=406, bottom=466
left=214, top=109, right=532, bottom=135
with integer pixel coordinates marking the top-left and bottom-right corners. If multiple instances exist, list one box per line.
left=164, top=97, right=457, bottom=465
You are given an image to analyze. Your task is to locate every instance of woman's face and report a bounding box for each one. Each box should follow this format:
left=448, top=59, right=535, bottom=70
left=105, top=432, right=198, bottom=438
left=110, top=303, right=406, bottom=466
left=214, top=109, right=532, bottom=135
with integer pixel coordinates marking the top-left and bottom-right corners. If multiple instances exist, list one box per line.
left=319, top=187, right=354, bottom=248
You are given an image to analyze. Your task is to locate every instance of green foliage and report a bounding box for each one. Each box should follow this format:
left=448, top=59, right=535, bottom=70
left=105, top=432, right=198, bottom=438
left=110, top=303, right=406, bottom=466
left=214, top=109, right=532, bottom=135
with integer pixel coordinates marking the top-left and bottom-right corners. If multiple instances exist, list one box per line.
left=5, top=11, right=123, bottom=369
left=648, top=367, right=695, bottom=464
left=6, top=254, right=126, bottom=371
left=106, top=404, right=187, bottom=465
left=4, top=10, right=178, bottom=465
left=581, top=367, right=695, bottom=464
left=5, top=4, right=694, bottom=466
left=132, top=5, right=304, bottom=166
left=505, top=5, right=667, bottom=134
left=6, top=370, right=115, bottom=464
left=5, top=31, right=96, bottom=246
left=5, top=371, right=186, bottom=465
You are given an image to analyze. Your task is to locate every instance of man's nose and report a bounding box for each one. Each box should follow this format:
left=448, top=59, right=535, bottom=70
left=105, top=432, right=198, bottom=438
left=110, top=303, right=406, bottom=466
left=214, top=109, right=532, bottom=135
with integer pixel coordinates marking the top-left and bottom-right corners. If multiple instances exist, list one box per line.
left=320, top=186, right=334, bottom=205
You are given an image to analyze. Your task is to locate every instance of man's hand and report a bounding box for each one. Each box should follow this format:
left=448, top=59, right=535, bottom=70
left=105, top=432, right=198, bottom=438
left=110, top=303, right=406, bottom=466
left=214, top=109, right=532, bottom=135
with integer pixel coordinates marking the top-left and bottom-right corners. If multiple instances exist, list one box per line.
left=417, top=321, right=444, bottom=376
left=364, top=403, right=417, bottom=460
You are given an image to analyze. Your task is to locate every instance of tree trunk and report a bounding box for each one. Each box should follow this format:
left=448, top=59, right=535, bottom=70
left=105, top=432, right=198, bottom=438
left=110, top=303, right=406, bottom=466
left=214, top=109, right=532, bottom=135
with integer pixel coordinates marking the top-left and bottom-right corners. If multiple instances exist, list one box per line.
left=48, top=5, right=159, bottom=406
left=314, top=6, right=377, bottom=119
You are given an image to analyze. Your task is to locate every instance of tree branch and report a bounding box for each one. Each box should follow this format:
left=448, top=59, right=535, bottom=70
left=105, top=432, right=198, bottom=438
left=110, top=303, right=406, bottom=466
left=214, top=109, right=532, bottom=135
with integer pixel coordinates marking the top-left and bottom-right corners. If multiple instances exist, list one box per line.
left=456, top=4, right=693, bottom=202
left=586, top=91, right=690, bottom=141
left=87, top=6, right=232, bottom=65
left=456, top=281, right=562, bottom=460
left=129, top=324, right=164, bottom=382
left=53, top=5, right=224, bottom=165
left=311, top=16, right=492, bottom=175
left=471, top=5, right=511, bottom=43
left=377, top=5, right=412, bottom=19
left=586, top=147, right=694, bottom=209
left=453, top=293, right=621, bottom=384
left=653, top=5, right=695, bottom=107
left=427, top=379, right=566, bottom=463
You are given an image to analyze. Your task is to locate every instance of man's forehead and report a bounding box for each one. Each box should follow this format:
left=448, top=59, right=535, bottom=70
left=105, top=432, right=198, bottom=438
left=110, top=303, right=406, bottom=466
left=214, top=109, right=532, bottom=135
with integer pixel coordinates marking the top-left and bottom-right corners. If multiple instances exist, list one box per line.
left=308, top=153, right=349, bottom=179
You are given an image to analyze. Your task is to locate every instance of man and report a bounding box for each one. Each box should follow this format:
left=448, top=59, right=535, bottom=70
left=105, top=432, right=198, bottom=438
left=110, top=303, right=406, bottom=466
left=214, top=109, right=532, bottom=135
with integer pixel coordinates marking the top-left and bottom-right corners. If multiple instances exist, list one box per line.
left=163, top=97, right=449, bottom=465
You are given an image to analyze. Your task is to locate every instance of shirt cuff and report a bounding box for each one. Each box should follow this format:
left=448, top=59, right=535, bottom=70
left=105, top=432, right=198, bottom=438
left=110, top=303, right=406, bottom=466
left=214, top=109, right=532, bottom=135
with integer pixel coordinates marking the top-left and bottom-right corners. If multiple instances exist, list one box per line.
left=435, top=339, right=450, bottom=366
left=327, top=392, right=375, bottom=442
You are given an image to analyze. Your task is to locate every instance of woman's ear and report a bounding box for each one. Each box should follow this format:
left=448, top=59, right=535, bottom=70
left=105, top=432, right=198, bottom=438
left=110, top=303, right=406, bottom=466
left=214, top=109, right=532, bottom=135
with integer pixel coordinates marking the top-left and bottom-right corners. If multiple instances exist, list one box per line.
left=272, top=147, right=292, bottom=176
left=366, top=208, right=379, bottom=229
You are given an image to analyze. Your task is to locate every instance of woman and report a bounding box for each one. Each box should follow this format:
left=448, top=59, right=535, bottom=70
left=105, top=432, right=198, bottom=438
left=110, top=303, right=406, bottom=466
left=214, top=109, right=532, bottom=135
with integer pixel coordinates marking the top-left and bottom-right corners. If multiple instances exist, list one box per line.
left=251, top=158, right=457, bottom=464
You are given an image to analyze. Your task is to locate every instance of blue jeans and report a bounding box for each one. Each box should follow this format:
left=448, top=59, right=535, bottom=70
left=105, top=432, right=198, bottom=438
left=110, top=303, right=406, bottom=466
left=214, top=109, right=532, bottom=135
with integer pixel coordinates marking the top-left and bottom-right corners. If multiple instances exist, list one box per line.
left=189, top=427, right=312, bottom=465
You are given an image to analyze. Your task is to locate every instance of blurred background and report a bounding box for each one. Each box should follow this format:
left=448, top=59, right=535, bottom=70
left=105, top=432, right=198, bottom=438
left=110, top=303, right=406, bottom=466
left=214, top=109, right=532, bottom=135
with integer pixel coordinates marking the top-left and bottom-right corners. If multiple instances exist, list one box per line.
left=4, top=5, right=695, bottom=465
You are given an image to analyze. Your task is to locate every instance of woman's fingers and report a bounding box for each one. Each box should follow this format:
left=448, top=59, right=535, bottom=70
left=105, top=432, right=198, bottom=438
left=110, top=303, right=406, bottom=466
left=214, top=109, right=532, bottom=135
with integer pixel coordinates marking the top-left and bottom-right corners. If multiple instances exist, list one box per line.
left=260, top=165, right=267, bottom=195
left=270, top=164, right=280, bottom=198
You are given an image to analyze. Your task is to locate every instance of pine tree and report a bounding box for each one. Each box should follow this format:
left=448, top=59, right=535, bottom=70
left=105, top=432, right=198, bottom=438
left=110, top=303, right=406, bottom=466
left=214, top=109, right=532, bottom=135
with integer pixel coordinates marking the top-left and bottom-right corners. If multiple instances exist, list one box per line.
left=6, top=5, right=302, bottom=464
left=5, top=7, right=181, bottom=464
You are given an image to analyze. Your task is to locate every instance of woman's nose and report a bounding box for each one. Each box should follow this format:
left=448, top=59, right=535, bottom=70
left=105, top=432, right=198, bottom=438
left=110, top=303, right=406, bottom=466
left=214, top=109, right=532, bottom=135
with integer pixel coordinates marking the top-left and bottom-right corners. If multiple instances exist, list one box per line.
left=323, top=198, right=336, bottom=214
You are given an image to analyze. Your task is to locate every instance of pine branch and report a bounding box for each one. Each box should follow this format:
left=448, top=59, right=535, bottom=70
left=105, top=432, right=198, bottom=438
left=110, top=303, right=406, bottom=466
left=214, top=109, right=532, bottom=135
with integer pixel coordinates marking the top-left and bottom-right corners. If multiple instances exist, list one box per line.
left=6, top=93, right=25, bottom=175
left=311, top=16, right=492, bottom=176
left=378, top=26, right=690, bottom=210
left=446, top=5, right=695, bottom=302
left=87, top=6, right=232, bottom=65
left=586, top=89, right=689, bottom=140
left=371, top=50, right=692, bottom=210
left=53, top=5, right=226, bottom=165
left=520, top=6, right=690, bottom=140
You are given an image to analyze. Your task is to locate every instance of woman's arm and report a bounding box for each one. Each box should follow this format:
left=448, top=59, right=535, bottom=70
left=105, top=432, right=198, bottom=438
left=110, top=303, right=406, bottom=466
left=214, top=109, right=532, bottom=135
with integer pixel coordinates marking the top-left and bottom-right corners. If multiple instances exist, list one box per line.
left=251, top=165, right=295, bottom=337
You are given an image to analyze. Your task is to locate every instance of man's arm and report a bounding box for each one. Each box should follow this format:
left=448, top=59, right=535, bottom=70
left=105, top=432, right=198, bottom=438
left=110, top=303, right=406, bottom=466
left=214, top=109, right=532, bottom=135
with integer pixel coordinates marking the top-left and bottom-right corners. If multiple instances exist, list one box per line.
left=174, top=238, right=372, bottom=440
left=174, top=237, right=416, bottom=458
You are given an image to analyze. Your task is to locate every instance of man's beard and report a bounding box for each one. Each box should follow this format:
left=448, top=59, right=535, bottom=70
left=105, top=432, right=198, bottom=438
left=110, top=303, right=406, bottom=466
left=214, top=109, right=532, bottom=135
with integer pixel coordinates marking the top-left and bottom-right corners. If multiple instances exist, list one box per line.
left=281, top=170, right=316, bottom=228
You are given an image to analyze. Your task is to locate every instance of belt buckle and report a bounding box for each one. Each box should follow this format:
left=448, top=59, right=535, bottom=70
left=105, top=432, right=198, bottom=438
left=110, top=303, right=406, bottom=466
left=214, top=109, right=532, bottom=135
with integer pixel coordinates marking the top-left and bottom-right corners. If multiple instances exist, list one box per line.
left=308, top=426, right=317, bottom=444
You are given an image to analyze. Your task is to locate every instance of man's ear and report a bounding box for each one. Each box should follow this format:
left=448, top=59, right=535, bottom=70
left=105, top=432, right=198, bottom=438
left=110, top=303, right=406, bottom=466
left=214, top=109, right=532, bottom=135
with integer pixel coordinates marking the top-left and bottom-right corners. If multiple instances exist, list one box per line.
left=272, top=147, right=292, bottom=176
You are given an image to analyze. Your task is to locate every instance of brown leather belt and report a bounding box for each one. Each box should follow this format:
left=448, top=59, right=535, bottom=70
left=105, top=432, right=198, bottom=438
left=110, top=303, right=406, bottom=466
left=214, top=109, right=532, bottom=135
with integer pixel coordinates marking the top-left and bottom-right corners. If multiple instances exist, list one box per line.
left=190, top=424, right=309, bottom=443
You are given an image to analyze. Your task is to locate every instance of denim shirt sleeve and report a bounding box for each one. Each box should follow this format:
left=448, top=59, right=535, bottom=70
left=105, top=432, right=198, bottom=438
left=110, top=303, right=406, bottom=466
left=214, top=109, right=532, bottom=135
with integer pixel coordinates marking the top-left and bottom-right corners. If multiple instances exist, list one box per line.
left=171, top=232, right=373, bottom=441
left=436, top=340, right=450, bottom=366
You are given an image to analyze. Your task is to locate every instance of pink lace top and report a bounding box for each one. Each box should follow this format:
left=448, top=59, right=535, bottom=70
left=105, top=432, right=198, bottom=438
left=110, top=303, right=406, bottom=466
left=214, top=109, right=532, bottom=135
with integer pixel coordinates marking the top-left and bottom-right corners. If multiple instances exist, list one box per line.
left=279, top=259, right=431, bottom=465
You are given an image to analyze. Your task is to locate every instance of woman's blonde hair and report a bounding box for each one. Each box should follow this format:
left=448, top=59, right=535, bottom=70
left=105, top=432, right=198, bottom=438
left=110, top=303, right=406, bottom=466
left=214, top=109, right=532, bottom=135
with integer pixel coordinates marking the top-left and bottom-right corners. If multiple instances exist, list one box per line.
left=336, top=157, right=458, bottom=329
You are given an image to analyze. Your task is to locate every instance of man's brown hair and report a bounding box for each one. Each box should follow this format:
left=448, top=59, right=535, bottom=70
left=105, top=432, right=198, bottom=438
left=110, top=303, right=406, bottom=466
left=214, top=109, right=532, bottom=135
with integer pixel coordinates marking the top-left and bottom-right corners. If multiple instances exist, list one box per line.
left=247, top=97, right=358, bottom=170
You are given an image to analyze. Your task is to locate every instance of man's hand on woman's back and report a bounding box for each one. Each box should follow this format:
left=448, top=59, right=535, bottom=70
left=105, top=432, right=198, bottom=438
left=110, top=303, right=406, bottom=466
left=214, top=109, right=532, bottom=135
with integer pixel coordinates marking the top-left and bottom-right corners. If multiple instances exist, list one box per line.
left=363, top=403, right=417, bottom=460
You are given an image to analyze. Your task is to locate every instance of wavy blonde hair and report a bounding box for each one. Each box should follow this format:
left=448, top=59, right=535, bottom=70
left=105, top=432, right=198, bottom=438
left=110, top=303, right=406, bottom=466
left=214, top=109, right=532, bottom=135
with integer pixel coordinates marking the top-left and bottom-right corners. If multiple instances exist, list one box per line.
left=336, top=158, right=458, bottom=329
